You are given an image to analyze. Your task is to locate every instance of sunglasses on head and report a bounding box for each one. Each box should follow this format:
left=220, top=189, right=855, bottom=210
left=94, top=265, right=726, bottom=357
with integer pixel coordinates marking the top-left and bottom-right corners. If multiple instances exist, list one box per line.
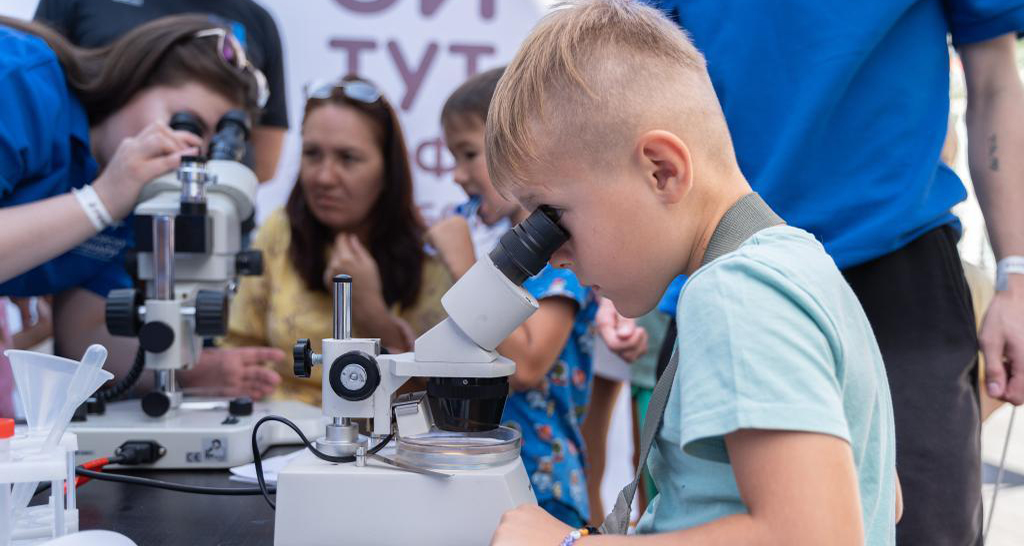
left=193, top=28, right=270, bottom=109
left=303, top=78, right=383, bottom=104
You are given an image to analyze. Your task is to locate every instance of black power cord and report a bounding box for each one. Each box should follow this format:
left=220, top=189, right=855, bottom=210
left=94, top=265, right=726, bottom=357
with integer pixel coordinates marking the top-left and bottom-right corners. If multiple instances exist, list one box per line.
left=95, top=346, right=146, bottom=402
left=250, top=415, right=393, bottom=510
left=73, top=467, right=273, bottom=495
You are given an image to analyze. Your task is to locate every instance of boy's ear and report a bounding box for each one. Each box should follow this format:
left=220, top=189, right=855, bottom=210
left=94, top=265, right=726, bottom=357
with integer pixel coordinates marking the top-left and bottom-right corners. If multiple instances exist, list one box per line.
left=638, top=130, right=693, bottom=205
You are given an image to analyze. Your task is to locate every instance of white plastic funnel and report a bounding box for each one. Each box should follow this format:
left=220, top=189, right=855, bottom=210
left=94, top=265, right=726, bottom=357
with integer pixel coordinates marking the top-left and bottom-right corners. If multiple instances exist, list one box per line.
left=5, top=346, right=113, bottom=516
left=5, top=350, right=113, bottom=434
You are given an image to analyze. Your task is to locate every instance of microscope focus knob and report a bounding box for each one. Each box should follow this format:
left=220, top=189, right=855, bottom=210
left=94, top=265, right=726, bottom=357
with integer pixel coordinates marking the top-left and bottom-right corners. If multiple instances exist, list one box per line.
left=106, top=288, right=142, bottom=337
left=329, top=351, right=380, bottom=401
left=195, top=290, right=229, bottom=337
left=141, top=391, right=172, bottom=418
left=235, top=250, right=264, bottom=276
left=229, top=396, right=254, bottom=416
left=293, top=339, right=314, bottom=378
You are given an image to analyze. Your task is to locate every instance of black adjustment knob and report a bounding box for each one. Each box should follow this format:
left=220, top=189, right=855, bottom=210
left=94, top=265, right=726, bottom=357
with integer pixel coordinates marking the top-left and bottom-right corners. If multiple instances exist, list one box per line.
left=106, top=288, right=142, bottom=337
left=294, top=338, right=313, bottom=378
left=86, top=396, right=106, bottom=416
left=195, top=290, right=229, bottom=337
left=329, top=351, right=380, bottom=401
left=229, top=396, right=254, bottom=416
left=235, top=250, right=264, bottom=276
left=142, top=391, right=172, bottom=417
left=139, top=321, right=175, bottom=353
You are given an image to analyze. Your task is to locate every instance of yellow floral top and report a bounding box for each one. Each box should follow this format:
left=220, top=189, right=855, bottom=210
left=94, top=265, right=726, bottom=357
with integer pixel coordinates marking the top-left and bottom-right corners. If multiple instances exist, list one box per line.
left=220, top=208, right=452, bottom=405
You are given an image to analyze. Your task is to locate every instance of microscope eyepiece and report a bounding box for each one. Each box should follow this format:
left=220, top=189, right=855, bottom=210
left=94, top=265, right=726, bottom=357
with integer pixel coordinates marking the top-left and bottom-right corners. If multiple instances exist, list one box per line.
left=488, top=205, right=570, bottom=285
left=209, top=110, right=252, bottom=162
left=169, top=112, right=205, bottom=139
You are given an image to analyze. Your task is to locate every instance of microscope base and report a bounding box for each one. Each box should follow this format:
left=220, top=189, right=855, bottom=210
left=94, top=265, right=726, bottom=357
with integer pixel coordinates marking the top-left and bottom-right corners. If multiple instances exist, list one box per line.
left=274, top=446, right=536, bottom=546
left=69, top=399, right=324, bottom=469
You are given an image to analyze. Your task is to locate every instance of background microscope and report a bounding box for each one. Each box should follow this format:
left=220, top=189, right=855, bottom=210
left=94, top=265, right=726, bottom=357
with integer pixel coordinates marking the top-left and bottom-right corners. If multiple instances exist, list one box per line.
left=69, top=111, right=321, bottom=469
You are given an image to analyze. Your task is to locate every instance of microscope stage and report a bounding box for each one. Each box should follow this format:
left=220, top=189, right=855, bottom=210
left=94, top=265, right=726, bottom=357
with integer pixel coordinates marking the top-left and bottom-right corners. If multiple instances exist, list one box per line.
left=274, top=446, right=536, bottom=545
left=69, top=399, right=324, bottom=469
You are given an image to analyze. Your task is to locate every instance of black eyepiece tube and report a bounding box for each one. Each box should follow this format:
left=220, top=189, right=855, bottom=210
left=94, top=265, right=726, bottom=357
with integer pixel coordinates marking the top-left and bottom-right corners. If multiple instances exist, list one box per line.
left=169, top=112, right=205, bottom=139
left=488, top=205, right=570, bottom=285
left=209, top=110, right=252, bottom=161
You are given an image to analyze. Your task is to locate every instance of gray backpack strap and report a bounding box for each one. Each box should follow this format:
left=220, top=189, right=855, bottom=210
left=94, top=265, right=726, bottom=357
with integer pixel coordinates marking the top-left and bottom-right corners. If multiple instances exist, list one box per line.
left=599, top=193, right=782, bottom=534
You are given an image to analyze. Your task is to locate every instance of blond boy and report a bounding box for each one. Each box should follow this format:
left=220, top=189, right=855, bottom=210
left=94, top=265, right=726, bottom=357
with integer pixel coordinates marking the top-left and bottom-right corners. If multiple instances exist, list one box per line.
left=486, top=1, right=897, bottom=544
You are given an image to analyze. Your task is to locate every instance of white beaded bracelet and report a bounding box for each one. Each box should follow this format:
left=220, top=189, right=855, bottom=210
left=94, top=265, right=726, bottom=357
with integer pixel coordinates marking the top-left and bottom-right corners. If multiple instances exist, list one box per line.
left=71, top=185, right=114, bottom=232
left=996, top=256, right=1024, bottom=292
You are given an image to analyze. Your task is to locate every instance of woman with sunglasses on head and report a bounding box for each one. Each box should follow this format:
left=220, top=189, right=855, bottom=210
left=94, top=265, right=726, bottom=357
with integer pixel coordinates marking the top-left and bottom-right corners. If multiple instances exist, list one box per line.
left=34, top=0, right=286, bottom=183
left=0, top=15, right=282, bottom=408
left=221, top=76, right=452, bottom=404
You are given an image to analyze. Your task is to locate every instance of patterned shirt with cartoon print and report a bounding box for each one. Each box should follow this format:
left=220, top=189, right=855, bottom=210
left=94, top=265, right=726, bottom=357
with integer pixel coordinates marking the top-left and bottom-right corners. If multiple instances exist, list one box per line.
left=501, top=265, right=597, bottom=526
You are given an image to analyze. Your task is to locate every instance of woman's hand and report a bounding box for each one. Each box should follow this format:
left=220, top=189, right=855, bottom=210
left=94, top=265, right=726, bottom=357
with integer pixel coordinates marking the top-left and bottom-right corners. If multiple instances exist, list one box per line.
left=426, top=216, right=476, bottom=280
left=491, top=504, right=573, bottom=546
left=179, top=347, right=284, bottom=400
left=324, top=234, right=385, bottom=303
left=93, top=121, right=202, bottom=220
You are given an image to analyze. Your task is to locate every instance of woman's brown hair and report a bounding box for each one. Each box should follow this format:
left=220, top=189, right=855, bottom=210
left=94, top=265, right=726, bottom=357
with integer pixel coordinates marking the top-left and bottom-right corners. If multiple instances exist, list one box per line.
left=0, top=14, right=258, bottom=125
left=287, top=76, right=426, bottom=309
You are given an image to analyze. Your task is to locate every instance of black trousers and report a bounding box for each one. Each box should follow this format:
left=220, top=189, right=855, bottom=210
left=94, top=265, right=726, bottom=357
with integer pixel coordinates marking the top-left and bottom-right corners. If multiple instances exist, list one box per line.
left=843, top=225, right=982, bottom=546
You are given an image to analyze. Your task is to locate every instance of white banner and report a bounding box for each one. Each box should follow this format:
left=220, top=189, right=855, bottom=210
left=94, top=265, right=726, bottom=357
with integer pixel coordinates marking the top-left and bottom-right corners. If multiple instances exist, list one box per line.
left=257, top=0, right=546, bottom=224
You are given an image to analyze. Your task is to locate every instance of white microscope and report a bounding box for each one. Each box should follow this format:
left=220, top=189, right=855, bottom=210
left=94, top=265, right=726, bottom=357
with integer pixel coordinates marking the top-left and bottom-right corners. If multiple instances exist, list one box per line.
left=70, top=111, right=320, bottom=469
left=271, top=207, right=570, bottom=545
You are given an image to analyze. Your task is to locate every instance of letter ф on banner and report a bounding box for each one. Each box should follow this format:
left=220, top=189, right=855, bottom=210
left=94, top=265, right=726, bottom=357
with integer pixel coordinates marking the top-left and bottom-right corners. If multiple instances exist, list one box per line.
left=416, top=137, right=455, bottom=178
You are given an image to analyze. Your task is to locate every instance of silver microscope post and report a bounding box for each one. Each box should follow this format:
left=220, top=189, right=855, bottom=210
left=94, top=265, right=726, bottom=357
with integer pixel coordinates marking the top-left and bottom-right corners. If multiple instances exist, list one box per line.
left=317, top=274, right=366, bottom=455
left=332, top=275, right=351, bottom=428
left=334, top=274, right=352, bottom=340
left=152, top=214, right=176, bottom=395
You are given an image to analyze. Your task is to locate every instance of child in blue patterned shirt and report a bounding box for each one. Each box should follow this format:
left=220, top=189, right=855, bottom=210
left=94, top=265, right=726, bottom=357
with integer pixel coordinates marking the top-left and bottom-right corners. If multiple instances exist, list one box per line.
left=428, top=67, right=598, bottom=527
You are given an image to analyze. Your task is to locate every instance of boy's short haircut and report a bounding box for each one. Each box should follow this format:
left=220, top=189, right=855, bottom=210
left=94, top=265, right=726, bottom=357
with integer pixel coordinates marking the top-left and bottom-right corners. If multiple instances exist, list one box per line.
left=486, top=0, right=731, bottom=192
left=442, top=66, right=506, bottom=125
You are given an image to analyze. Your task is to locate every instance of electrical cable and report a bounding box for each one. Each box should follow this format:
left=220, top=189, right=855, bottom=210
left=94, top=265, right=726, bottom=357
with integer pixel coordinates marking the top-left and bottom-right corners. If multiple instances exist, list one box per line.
left=95, top=346, right=145, bottom=402
left=983, top=405, right=1017, bottom=544
left=73, top=467, right=273, bottom=496
left=75, top=455, right=127, bottom=487
left=250, top=415, right=393, bottom=510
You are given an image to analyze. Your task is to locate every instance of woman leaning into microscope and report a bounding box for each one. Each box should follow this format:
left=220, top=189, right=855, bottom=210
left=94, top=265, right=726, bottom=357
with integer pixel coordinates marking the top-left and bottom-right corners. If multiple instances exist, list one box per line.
left=0, top=15, right=282, bottom=413
left=220, top=76, right=452, bottom=405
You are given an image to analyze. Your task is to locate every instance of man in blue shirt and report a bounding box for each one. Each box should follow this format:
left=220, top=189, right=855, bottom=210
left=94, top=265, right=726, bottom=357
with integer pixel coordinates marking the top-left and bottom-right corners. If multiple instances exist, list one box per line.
left=645, top=1, right=1024, bottom=543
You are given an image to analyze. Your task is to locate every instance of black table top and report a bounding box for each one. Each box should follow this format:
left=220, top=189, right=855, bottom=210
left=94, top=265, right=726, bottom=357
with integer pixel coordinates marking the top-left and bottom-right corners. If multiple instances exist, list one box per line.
left=38, top=449, right=289, bottom=545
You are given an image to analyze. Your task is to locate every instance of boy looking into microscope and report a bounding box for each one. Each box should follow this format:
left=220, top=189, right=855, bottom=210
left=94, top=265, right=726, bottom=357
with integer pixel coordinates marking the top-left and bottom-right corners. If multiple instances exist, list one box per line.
left=486, top=1, right=899, bottom=544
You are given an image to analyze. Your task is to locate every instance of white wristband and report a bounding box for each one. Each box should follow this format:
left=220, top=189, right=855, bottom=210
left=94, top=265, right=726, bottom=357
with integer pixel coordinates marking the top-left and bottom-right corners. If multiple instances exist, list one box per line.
left=996, top=256, right=1024, bottom=292
left=71, top=185, right=114, bottom=233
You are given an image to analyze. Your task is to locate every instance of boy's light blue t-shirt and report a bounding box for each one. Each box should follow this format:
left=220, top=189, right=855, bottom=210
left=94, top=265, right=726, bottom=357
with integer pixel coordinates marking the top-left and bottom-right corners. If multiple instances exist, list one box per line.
left=637, top=226, right=896, bottom=545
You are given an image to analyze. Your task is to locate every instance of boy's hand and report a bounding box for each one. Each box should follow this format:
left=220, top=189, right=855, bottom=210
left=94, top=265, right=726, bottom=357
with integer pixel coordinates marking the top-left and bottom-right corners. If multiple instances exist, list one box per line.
left=180, top=347, right=283, bottom=400
left=427, top=216, right=476, bottom=280
left=595, top=298, right=648, bottom=363
left=490, top=504, right=572, bottom=546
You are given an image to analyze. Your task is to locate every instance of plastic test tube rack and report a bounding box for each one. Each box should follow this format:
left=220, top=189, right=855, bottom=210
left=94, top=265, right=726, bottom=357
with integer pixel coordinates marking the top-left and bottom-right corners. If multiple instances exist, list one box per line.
left=0, top=431, right=79, bottom=544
